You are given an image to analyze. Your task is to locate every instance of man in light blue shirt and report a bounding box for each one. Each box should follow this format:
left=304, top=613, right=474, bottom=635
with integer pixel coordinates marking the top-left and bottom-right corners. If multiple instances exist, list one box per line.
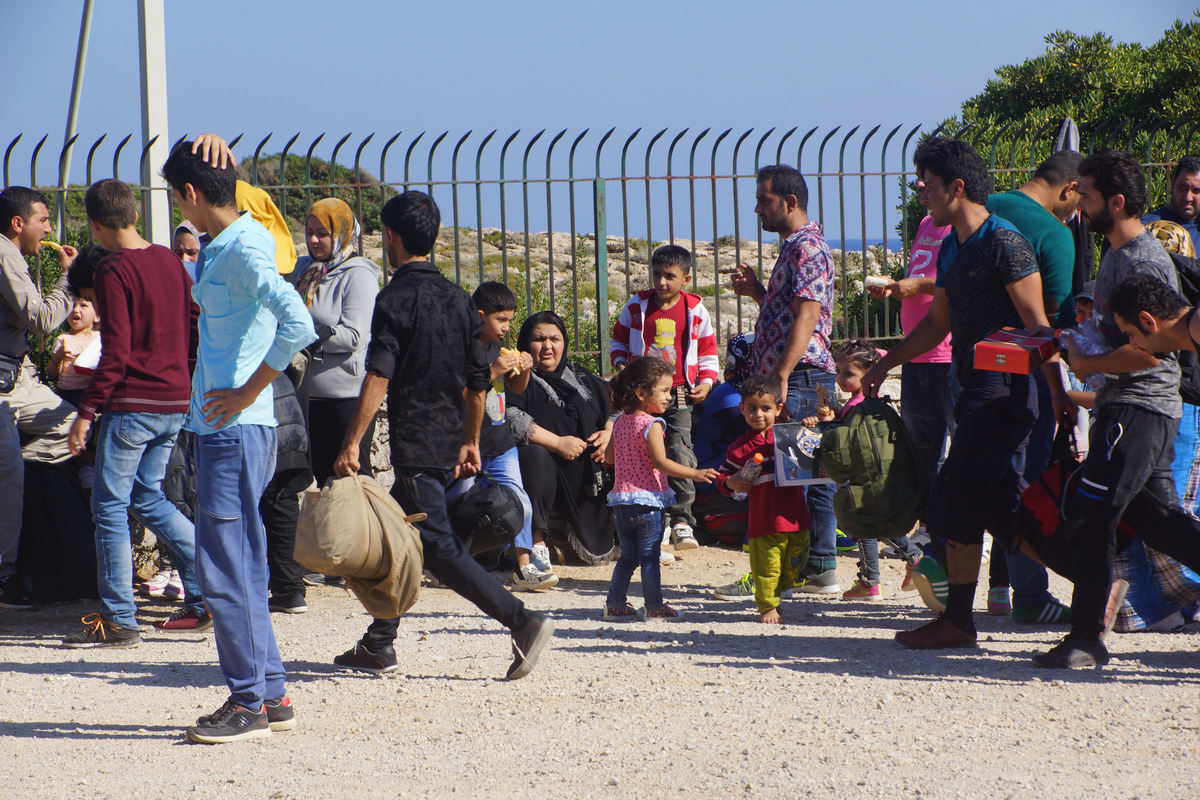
left=162, top=139, right=314, bottom=744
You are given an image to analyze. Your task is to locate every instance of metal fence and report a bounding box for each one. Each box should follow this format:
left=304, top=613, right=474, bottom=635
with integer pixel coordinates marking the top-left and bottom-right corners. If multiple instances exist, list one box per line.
left=4, top=118, right=1190, bottom=366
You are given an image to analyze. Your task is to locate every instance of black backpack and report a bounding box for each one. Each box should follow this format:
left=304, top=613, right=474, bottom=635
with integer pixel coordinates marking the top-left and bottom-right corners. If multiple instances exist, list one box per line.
left=1168, top=250, right=1200, bottom=405
left=447, top=472, right=523, bottom=556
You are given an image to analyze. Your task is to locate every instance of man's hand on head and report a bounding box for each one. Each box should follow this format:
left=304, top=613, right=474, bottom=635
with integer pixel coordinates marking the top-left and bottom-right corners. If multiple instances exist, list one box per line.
left=192, top=134, right=236, bottom=169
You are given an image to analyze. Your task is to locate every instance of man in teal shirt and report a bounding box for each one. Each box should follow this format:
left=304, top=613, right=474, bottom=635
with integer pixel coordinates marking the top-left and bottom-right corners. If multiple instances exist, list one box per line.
left=985, top=149, right=1082, bottom=626
left=162, top=139, right=315, bottom=744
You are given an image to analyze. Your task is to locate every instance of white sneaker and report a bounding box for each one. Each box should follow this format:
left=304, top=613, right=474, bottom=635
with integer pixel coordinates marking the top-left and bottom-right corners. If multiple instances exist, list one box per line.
left=911, top=526, right=931, bottom=547
left=530, top=543, right=553, bottom=573
left=138, top=569, right=172, bottom=598
left=512, top=563, right=559, bottom=591
left=161, top=570, right=184, bottom=601
left=659, top=549, right=675, bottom=566
left=670, top=521, right=699, bottom=551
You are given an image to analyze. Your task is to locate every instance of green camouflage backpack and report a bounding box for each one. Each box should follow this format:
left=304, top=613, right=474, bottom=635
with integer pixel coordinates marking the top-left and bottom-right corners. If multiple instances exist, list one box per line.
left=816, top=396, right=927, bottom=540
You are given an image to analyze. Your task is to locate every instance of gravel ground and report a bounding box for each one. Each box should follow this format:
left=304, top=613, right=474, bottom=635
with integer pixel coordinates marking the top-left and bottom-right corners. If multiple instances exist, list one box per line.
left=2, top=545, right=1198, bottom=799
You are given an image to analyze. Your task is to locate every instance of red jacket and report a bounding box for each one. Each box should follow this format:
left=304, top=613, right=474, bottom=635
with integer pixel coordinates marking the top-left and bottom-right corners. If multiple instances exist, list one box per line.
left=715, top=428, right=811, bottom=537
left=610, top=290, right=719, bottom=386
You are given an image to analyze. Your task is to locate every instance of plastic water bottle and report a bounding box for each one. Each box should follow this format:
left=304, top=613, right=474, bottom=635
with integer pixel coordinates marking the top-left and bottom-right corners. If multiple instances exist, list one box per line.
left=730, top=453, right=764, bottom=501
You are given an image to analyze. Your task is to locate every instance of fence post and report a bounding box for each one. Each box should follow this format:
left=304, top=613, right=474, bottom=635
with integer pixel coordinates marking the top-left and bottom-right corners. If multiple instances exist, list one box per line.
left=594, top=176, right=610, bottom=371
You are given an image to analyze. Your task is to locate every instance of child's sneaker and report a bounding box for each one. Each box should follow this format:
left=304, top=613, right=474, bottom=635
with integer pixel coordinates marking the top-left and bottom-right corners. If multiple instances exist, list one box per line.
left=782, top=568, right=840, bottom=596
left=161, top=570, right=185, bottom=601
left=512, top=563, right=559, bottom=591
left=987, top=586, right=1012, bottom=615
left=659, top=548, right=676, bottom=566
left=641, top=603, right=684, bottom=620
left=835, top=531, right=858, bottom=553
left=842, top=578, right=882, bottom=601
left=909, top=553, right=949, bottom=613
left=530, top=543, right=554, bottom=572
left=62, top=613, right=141, bottom=648
left=711, top=573, right=755, bottom=601
left=138, top=569, right=172, bottom=598
left=670, top=521, right=699, bottom=550
left=154, top=606, right=213, bottom=631
left=900, top=562, right=917, bottom=593
left=602, top=603, right=639, bottom=622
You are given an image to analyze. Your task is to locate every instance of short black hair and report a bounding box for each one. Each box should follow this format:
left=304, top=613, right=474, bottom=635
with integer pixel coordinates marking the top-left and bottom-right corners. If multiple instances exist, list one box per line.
left=0, top=186, right=49, bottom=234
left=380, top=191, right=440, bottom=256
left=1172, top=155, right=1200, bottom=183
left=160, top=140, right=237, bottom=208
left=85, top=179, right=138, bottom=229
left=651, top=244, right=691, bottom=274
left=473, top=280, right=517, bottom=314
left=1077, top=149, right=1146, bottom=219
left=1109, top=274, right=1189, bottom=329
left=913, top=136, right=991, bottom=204
left=66, top=245, right=112, bottom=296
left=739, top=373, right=782, bottom=405
left=757, top=165, right=808, bottom=212
left=1033, top=150, right=1084, bottom=186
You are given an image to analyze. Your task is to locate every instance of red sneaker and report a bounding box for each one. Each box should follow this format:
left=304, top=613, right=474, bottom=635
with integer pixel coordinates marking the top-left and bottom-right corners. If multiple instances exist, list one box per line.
left=154, top=606, right=212, bottom=631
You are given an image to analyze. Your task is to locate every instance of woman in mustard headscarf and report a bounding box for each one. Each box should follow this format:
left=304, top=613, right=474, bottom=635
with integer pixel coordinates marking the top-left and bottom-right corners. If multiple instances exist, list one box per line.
left=290, top=198, right=382, bottom=487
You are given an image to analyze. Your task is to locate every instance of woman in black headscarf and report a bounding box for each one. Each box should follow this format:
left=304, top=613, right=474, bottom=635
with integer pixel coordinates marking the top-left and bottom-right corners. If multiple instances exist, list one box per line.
left=507, top=311, right=617, bottom=564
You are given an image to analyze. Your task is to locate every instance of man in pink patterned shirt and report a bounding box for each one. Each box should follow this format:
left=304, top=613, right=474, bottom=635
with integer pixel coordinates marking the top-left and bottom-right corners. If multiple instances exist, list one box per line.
left=730, top=164, right=840, bottom=593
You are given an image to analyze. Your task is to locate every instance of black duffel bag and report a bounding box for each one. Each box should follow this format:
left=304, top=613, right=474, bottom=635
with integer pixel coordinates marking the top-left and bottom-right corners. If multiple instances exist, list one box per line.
left=447, top=471, right=523, bottom=556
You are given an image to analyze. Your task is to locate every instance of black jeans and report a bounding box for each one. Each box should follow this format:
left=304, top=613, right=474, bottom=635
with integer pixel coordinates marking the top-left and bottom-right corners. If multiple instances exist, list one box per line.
left=362, top=468, right=532, bottom=650
left=1067, top=403, right=1200, bottom=639
left=259, top=466, right=312, bottom=599
left=306, top=397, right=375, bottom=487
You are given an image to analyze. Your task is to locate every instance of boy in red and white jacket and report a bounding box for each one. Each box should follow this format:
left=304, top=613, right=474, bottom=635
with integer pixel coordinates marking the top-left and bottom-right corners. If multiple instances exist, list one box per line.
left=610, top=245, right=719, bottom=550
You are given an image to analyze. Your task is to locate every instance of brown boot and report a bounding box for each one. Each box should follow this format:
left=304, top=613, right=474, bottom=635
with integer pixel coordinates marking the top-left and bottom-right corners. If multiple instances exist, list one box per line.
left=895, top=615, right=978, bottom=649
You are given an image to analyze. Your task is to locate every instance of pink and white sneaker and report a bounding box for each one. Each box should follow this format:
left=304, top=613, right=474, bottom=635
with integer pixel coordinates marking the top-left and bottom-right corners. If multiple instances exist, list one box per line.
left=161, top=571, right=185, bottom=602
left=138, top=570, right=172, bottom=598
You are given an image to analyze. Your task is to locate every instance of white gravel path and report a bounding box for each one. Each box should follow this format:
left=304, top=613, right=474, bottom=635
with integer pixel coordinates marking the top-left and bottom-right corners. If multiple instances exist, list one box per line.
left=2, top=547, right=1198, bottom=799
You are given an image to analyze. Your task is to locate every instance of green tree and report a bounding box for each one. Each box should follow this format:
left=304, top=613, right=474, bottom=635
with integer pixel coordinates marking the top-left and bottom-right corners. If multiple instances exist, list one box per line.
left=897, top=15, right=1200, bottom=252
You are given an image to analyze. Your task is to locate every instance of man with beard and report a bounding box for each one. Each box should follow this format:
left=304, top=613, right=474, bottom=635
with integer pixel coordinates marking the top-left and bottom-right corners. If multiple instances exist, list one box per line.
left=1143, top=155, right=1200, bottom=252
left=1041, top=149, right=1200, bottom=668
left=729, top=165, right=841, bottom=595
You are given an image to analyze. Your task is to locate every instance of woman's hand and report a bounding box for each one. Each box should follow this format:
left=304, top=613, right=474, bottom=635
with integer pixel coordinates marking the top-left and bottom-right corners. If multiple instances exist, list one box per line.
left=586, top=426, right=611, bottom=462
left=553, top=434, right=588, bottom=461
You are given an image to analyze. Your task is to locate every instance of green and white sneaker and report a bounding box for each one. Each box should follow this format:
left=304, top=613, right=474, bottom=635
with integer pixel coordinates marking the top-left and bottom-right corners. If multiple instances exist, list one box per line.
left=909, top=554, right=949, bottom=613
left=1012, top=598, right=1071, bottom=625
left=711, top=573, right=754, bottom=601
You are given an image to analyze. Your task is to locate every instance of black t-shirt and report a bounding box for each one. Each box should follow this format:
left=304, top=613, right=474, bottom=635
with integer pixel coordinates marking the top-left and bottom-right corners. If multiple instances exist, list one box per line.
left=477, top=339, right=518, bottom=459
left=365, top=262, right=491, bottom=469
left=935, top=215, right=1039, bottom=375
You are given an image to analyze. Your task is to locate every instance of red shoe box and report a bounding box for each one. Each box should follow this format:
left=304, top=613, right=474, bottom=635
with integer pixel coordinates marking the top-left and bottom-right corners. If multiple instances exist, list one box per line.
left=973, top=328, right=1057, bottom=374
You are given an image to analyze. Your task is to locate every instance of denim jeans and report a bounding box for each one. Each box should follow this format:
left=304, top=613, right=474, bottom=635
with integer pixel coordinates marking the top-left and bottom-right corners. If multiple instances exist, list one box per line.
left=606, top=504, right=665, bottom=610
left=480, top=447, right=534, bottom=553
left=91, top=411, right=200, bottom=629
left=786, top=368, right=838, bottom=573
left=194, top=424, right=284, bottom=708
left=363, top=468, right=531, bottom=650
left=899, top=361, right=955, bottom=493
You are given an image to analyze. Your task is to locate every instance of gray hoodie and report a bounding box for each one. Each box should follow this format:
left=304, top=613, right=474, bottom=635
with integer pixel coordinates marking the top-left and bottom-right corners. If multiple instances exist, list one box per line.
left=290, top=254, right=381, bottom=400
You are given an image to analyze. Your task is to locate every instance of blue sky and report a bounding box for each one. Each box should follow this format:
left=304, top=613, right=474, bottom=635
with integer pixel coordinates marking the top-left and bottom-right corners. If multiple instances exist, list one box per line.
left=2, top=0, right=1192, bottom=245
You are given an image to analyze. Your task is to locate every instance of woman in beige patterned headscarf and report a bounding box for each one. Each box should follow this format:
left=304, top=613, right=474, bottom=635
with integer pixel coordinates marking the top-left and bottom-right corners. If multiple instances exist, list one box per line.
left=289, top=198, right=382, bottom=491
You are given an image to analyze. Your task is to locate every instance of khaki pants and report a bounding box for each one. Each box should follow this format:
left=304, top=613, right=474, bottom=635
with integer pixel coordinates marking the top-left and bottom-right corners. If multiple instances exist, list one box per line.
left=0, top=358, right=75, bottom=576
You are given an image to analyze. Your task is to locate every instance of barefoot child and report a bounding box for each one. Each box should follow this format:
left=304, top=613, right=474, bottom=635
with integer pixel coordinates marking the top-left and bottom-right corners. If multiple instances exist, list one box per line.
left=716, top=374, right=810, bottom=623
left=603, top=356, right=718, bottom=620
left=803, top=339, right=923, bottom=600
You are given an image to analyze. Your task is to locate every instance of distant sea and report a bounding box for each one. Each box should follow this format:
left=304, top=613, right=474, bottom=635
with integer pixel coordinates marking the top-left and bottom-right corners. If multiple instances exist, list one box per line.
left=832, top=237, right=888, bottom=252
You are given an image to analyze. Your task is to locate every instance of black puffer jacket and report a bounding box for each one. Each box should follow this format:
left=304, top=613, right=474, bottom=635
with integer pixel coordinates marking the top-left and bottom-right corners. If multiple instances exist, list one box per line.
left=271, top=372, right=312, bottom=478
